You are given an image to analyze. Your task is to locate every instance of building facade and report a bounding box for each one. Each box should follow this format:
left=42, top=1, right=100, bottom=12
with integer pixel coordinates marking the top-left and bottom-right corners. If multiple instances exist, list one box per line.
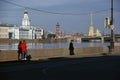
left=19, top=9, right=44, bottom=39
left=9, top=26, right=19, bottom=39
left=0, top=24, right=14, bottom=39
left=0, top=9, right=45, bottom=40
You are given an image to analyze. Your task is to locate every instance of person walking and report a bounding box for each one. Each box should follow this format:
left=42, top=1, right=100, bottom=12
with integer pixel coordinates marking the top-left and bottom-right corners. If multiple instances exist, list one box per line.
left=21, top=40, right=27, bottom=60
left=69, top=40, right=74, bottom=55
left=18, top=41, right=22, bottom=60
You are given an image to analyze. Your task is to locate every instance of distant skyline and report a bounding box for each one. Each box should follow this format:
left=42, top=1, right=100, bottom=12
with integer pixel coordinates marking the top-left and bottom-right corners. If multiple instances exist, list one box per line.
left=0, top=0, right=120, bottom=34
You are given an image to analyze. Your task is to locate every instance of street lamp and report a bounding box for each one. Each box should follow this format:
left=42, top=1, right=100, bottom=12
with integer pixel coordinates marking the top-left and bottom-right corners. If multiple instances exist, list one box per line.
left=110, top=0, right=115, bottom=53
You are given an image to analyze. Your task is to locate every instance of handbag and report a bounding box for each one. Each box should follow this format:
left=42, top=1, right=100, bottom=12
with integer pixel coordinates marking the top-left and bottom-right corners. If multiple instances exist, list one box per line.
left=26, top=52, right=31, bottom=60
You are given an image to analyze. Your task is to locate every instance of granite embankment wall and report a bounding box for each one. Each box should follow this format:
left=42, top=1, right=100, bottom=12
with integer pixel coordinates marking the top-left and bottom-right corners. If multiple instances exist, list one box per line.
left=0, top=46, right=120, bottom=61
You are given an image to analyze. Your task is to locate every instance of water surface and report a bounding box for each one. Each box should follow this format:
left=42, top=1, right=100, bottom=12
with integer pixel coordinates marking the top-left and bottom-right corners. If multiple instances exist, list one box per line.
left=0, top=42, right=110, bottom=50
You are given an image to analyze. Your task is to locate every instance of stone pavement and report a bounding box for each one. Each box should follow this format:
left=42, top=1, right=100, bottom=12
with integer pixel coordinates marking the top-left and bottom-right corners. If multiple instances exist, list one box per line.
left=0, top=55, right=120, bottom=80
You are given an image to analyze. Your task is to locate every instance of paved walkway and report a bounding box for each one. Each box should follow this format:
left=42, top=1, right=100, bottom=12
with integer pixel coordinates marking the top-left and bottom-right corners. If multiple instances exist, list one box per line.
left=0, top=55, right=120, bottom=80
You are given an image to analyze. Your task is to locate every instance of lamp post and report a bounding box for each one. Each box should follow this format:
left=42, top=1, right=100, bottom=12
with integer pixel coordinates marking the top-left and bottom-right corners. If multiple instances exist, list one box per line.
left=110, top=0, right=115, bottom=53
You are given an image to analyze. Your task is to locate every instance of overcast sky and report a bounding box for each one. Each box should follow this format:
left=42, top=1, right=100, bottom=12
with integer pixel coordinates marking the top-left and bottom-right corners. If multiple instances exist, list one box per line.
left=0, top=0, right=120, bottom=34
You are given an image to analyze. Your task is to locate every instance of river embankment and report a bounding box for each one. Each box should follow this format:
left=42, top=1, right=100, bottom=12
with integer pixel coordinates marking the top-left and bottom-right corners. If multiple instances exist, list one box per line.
left=0, top=46, right=120, bottom=61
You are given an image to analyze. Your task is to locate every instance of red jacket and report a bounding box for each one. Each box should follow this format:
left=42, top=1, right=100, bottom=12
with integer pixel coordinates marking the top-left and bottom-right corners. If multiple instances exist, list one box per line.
left=21, top=42, right=27, bottom=52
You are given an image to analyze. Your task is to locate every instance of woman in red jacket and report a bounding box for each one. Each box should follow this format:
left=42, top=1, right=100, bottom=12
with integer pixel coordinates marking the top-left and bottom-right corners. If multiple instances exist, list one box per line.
left=21, top=40, right=27, bottom=60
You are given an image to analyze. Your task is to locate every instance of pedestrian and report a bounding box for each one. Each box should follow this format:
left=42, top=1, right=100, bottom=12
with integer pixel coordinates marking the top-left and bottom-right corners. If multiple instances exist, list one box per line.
left=69, top=40, right=74, bottom=55
left=18, top=41, right=22, bottom=60
left=21, top=40, right=27, bottom=60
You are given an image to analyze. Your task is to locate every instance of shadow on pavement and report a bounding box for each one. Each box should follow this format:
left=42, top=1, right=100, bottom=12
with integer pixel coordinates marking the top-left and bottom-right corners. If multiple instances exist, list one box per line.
left=0, top=55, right=120, bottom=80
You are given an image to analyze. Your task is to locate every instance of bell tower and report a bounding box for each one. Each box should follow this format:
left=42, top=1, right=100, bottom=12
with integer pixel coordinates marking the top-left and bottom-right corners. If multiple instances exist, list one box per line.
left=88, top=13, right=94, bottom=37
left=21, top=9, right=31, bottom=29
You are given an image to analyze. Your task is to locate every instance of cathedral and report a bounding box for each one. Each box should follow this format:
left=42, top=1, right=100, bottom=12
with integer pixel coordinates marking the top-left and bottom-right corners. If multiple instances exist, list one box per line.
left=88, top=13, right=101, bottom=37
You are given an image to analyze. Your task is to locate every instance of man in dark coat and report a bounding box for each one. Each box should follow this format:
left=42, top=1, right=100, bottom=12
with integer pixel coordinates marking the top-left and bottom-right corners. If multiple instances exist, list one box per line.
left=69, top=40, right=74, bottom=55
left=18, top=41, right=22, bottom=60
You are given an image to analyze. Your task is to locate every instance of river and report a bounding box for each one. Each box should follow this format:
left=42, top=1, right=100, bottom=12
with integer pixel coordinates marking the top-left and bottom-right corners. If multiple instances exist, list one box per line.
left=0, top=42, right=110, bottom=50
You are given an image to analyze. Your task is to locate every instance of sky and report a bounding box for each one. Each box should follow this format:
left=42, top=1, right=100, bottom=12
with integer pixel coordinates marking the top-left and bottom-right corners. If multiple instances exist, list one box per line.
left=0, top=0, right=120, bottom=34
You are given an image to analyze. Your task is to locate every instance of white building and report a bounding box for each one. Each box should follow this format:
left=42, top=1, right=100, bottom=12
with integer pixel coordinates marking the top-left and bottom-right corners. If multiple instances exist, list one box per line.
left=95, top=29, right=102, bottom=37
left=35, top=28, right=44, bottom=39
left=9, top=26, right=19, bottom=39
left=0, top=24, right=14, bottom=39
left=1, top=9, right=44, bottom=39
left=19, top=9, right=44, bottom=39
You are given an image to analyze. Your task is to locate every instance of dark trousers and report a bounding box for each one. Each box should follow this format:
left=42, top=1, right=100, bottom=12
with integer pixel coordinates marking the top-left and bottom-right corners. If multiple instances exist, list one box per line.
left=69, top=49, right=74, bottom=55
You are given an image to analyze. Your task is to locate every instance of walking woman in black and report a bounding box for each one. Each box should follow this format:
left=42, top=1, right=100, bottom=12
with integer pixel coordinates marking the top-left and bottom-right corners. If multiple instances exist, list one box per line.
left=69, top=40, right=74, bottom=55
